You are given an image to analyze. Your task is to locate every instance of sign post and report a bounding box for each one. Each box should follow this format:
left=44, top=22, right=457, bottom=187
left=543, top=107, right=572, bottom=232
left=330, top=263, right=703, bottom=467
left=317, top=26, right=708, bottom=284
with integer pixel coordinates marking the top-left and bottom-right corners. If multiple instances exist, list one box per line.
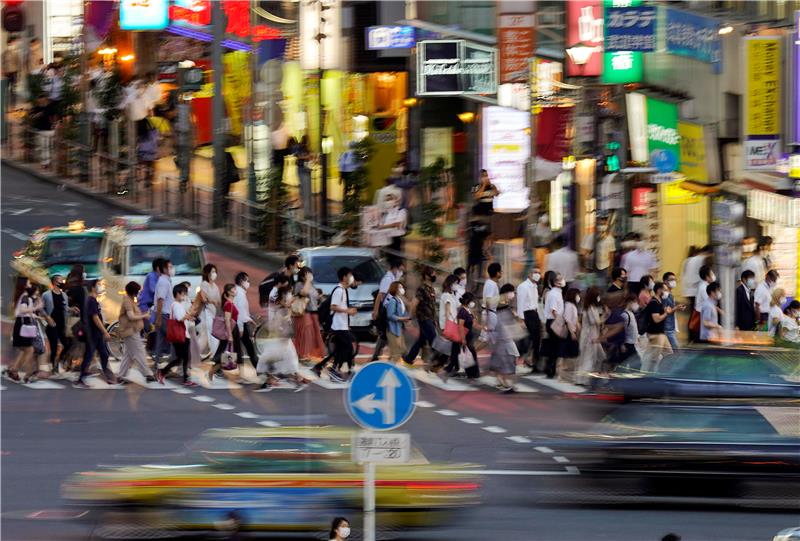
left=345, top=362, right=416, bottom=541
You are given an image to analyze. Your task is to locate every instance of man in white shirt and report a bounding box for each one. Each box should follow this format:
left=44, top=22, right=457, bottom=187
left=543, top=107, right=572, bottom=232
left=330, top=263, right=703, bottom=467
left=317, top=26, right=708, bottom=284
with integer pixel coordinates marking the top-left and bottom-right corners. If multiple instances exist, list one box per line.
left=620, top=233, right=658, bottom=290
left=483, top=262, right=502, bottom=310
left=681, top=246, right=710, bottom=310
left=371, top=258, right=405, bottom=361
left=545, top=234, right=580, bottom=284
left=543, top=273, right=565, bottom=379
left=517, top=268, right=542, bottom=371
left=754, top=270, right=779, bottom=326
left=691, top=265, right=715, bottom=342
left=329, top=267, right=357, bottom=381
left=153, top=259, right=174, bottom=361
left=742, top=236, right=772, bottom=285
left=234, top=272, right=259, bottom=368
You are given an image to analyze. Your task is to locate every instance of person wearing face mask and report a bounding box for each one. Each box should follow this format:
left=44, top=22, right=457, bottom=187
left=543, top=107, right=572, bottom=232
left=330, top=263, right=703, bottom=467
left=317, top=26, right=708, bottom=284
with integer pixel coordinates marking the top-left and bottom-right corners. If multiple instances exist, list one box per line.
left=642, top=282, right=677, bottom=371
left=767, top=288, right=787, bottom=337
left=257, top=285, right=308, bottom=391
left=75, top=280, right=116, bottom=388
left=742, top=236, right=773, bottom=282
left=292, top=267, right=325, bottom=363
left=439, top=274, right=462, bottom=380
left=153, top=259, right=175, bottom=364
left=556, top=288, right=581, bottom=383
left=8, top=279, right=42, bottom=383
left=755, top=270, right=780, bottom=328
left=378, top=193, right=408, bottom=255
left=777, top=300, right=800, bottom=347
left=232, top=272, right=260, bottom=374
left=453, top=267, right=468, bottom=301
left=576, top=287, right=605, bottom=385
left=402, top=266, right=438, bottom=366
left=329, top=517, right=351, bottom=541
left=198, top=264, right=222, bottom=356
left=734, top=270, right=757, bottom=332
left=542, top=273, right=566, bottom=379
left=607, top=267, right=627, bottom=294
left=690, top=265, right=716, bottom=342
left=661, top=272, right=686, bottom=351
left=580, top=216, right=616, bottom=280
left=517, top=268, right=542, bottom=371
left=699, top=282, right=723, bottom=342
left=620, top=233, right=658, bottom=295
left=483, top=263, right=503, bottom=310
left=638, top=274, right=655, bottom=307
left=325, top=267, right=359, bottom=381
left=385, top=281, right=411, bottom=364
left=489, top=284, right=522, bottom=392
left=457, top=292, right=481, bottom=379
left=42, top=274, right=74, bottom=375
left=371, top=258, right=405, bottom=362
left=116, top=281, right=156, bottom=384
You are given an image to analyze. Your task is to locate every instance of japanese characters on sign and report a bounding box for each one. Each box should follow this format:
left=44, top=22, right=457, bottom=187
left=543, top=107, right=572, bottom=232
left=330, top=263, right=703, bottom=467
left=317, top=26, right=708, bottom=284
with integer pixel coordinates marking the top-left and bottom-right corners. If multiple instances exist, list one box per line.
left=744, top=37, right=782, bottom=170
left=665, top=8, right=722, bottom=72
left=498, top=13, right=535, bottom=84
left=604, top=6, right=656, bottom=52
left=366, top=25, right=415, bottom=50
left=601, top=50, right=643, bottom=83
left=352, top=432, right=411, bottom=464
left=566, top=0, right=604, bottom=76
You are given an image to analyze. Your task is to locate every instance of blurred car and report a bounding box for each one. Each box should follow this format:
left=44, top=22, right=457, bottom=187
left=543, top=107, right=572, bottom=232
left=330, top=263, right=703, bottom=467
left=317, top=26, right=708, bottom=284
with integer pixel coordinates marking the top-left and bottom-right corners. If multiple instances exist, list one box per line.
left=537, top=403, right=800, bottom=508
left=590, top=346, right=800, bottom=402
left=62, top=426, right=479, bottom=539
left=10, top=220, right=105, bottom=288
left=298, top=247, right=386, bottom=330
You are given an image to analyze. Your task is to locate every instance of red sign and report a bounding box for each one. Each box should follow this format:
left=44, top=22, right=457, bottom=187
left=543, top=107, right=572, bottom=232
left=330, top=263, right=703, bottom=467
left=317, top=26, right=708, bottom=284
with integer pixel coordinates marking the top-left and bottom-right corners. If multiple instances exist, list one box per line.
left=170, top=0, right=211, bottom=26
left=498, top=13, right=535, bottom=84
left=169, top=0, right=279, bottom=41
left=631, top=186, right=653, bottom=215
left=536, top=106, right=575, bottom=163
left=566, top=0, right=604, bottom=76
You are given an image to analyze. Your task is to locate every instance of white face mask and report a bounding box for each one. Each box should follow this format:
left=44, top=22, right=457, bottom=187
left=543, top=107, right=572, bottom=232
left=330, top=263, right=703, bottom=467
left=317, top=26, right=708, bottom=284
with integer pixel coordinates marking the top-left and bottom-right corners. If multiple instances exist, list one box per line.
left=668, top=280, right=677, bottom=289
left=339, top=526, right=351, bottom=539
left=285, top=294, right=294, bottom=304
left=506, top=292, right=515, bottom=301
left=242, top=280, right=250, bottom=290
left=709, top=273, right=716, bottom=282
left=662, top=291, right=670, bottom=300
left=396, top=270, right=404, bottom=279
left=597, top=296, right=601, bottom=303
left=398, top=287, right=405, bottom=296
left=168, top=267, right=176, bottom=277
left=780, top=297, right=787, bottom=305
left=555, top=279, right=566, bottom=288
left=307, top=274, right=314, bottom=282
left=459, top=278, right=467, bottom=287
left=348, top=275, right=354, bottom=285
left=531, top=273, right=541, bottom=282
left=631, top=303, right=640, bottom=312
left=468, top=301, right=476, bottom=308
left=575, top=296, right=581, bottom=304
left=647, top=281, right=655, bottom=290
left=745, top=278, right=755, bottom=289
left=95, top=284, right=105, bottom=295
left=597, top=225, right=607, bottom=233
left=209, top=271, right=218, bottom=281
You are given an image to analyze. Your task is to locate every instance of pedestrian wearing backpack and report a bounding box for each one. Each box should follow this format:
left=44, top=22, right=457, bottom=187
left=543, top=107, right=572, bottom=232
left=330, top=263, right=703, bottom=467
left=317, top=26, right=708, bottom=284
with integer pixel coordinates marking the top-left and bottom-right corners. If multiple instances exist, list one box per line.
left=313, top=267, right=357, bottom=382
left=258, top=255, right=301, bottom=308
left=371, top=258, right=405, bottom=361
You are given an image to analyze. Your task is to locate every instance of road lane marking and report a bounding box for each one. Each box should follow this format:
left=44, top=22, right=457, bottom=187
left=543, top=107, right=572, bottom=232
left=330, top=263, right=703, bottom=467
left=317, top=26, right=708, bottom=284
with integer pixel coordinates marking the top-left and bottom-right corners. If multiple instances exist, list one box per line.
left=565, top=466, right=580, bottom=474
left=257, top=420, right=281, bottom=427
left=524, top=375, right=585, bottom=394
left=481, top=426, right=507, bottom=434
left=171, top=387, right=194, bottom=395
left=212, top=403, right=236, bottom=410
left=410, top=370, right=477, bottom=391
left=235, top=411, right=259, bottom=419
left=414, top=400, right=435, bottom=408
left=433, top=469, right=578, bottom=476
left=1, top=228, right=29, bottom=240
left=506, top=435, right=532, bottom=444
left=23, top=380, right=66, bottom=390
left=477, top=376, right=538, bottom=393
left=458, top=417, right=483, bottom=424
left=435, top=409, right=459, bottom=416
left=191, top=395, right=215, bottom=403
left=298, top=367, right=347, bottom=390
left=553, top=456, right=570, bottom=463
left=534, top=446, right=554, bottom=454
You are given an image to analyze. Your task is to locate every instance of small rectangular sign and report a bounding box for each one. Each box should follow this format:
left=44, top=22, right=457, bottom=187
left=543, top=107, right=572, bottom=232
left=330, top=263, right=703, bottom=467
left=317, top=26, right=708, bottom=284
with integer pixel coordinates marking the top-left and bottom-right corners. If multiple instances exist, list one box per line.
left=366, top=25, right=415, bottom=50
left=604, top=6, right=657, bottom=52
left=353, top=432, right=411, bottom=464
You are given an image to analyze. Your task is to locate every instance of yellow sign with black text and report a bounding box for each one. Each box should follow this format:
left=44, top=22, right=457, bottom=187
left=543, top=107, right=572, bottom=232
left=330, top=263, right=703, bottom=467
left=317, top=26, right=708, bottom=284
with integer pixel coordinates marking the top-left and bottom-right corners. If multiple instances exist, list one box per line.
left=745, top=37, right=781, bottom=137
left=678, top=121, right=707, bottom=183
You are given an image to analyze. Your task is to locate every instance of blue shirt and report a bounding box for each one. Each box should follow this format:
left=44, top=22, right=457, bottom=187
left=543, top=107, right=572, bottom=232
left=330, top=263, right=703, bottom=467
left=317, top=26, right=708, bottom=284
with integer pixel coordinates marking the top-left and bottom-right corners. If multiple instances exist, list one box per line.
left=385, top=295, right=407, bottom=337
left=139, top=271, right=159, bottom=311
left=700, top=299, right=718, bottom=341
left=663, top=293, right=676, bottom=332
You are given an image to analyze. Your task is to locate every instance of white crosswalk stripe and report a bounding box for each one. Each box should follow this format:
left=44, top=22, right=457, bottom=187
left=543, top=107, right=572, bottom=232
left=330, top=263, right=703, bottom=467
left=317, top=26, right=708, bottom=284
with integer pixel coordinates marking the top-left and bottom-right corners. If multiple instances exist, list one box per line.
left=523, top=374, right=586, bottom=394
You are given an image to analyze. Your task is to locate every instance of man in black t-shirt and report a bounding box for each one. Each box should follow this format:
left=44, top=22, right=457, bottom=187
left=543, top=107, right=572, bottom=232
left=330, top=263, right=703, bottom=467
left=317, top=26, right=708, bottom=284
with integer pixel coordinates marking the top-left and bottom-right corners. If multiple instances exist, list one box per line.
left=643, top=282, right=677, bottom=370
left=43, top=275, right=73, bottom=374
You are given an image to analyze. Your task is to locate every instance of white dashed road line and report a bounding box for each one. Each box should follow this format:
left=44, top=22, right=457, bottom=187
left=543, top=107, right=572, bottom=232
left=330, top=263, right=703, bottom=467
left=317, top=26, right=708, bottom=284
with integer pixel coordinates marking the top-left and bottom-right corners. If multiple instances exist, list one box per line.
left=414, top=400, right=435, bottom=408
left=257, top=420, right=281, bottom=428
left=506, top=435, right=532, bottom=444
left=534, top=446, right=554, bottom=454
left=435, top=409, right=459, bottom=416
left=191, top=395, right=215, bottom=403
left=212, top=403, right=236, bottom=410
left=458, top=417, right=483, bottom=425
left=235, top=411, right=259, bottom=419
left=553, top=456, right=570, bottom=463
left=481, top=426, right=507, bottom=434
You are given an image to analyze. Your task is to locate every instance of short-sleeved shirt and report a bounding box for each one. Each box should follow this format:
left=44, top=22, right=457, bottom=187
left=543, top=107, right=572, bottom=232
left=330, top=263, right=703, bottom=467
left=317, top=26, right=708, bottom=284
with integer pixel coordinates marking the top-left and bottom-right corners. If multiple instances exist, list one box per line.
left=86, top=296, right=103, bottom=337
left=663, top=293, right=676, bottom=332
left=483, top=279, right=500, bottom=310
left=622, top=309, right=638, bottom=345
left=155, top=274, right=173, bottom=315
left=644, top=298, right=665, bottom=334
left=754, top=282, right=773, bottom=315
left=604, top=309, right=625, bottom=346
left=607, top=283, right=624, bottom=293
left=223, top=300, right=239, bottom=323
left=415, top=283, right=436, bottom=322
left=621, top=249, right=657, bottom=283
left=379, top=270, right=402, bottom=295
left=700, top=300, right=718, bottom=341
left=544, top=287, right=564, bottom=320
left=457, top=306, right=474, bottom=331
left=331, top=286, right=349, bottom=331
left=768, top=305, right=784, bottom=336
left=695, top=281, right=711, bottom=312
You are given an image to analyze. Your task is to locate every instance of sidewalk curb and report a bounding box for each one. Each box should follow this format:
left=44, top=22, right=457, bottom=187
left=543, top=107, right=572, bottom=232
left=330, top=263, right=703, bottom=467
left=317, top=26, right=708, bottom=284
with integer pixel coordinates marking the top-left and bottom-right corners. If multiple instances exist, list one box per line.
left=2, top=158, right=285, bottom=266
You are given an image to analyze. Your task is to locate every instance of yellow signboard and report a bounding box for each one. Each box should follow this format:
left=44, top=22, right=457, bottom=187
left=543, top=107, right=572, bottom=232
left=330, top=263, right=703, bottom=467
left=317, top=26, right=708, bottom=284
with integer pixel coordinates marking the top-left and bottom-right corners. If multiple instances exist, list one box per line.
left=663, top=179, right=701, bottom=205
left=678, top=121, right=707, bottom=183
left=745, top=38, right=781, bottom=137
left=222, top=51, right=252, bottom=137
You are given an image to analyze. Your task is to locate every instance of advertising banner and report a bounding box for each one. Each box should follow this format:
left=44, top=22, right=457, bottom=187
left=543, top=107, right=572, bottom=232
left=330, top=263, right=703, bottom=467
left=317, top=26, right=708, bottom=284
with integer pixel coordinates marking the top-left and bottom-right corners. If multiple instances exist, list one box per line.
left=417, top=40, right=497, bottom=96
left=566, top=0, right=604, bottom=76
left=601, top=50, right=643, bottom=83
left=222, top=51, right=252, bottom=137
left=536, top=106, right=575, bottom=163
left=483, top=106, right=530, bottom=212
left=120, top=0, right=169, bottom=30
left=744, top=37, right=782, bottom=170
left=626, top=92, right=648, bottom=163
left=498, top=14, right=535, bottom=83
left=646, top=97, right=680, bottom=170
left=679, top=121, right=707, bottom=183
left=794, top=10, right=800, bottom=145
left=665, top=8, right=721, bottom=72
left=604, top=6, right=657, bottom=52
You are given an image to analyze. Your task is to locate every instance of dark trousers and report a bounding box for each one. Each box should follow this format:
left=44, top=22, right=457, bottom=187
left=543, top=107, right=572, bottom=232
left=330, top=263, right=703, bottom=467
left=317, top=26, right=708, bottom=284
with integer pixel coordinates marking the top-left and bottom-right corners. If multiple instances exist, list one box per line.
left=371, top=334, right=388, bottom=362
left=332, top=330, right=354, bottom=372
left=404, top=319, right=436, bottom=364
left=523, top=310, right=541, bottom=367
left=544, top=320, right=561, bottom=379
left=45, top=324, right=71, bottom=370
left=239, top=322, right=258, bottom=367
left=161, top=340, right=191, bottom=381
left=79, top=333, right=110, bottom=382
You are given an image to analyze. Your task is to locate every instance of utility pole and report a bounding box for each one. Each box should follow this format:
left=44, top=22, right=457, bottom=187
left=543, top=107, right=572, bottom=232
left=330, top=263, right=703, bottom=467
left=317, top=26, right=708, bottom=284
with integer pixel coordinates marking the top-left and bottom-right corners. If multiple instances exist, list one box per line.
left=317, top=0, right=329, bottom=228
left=212, top=0, right=226, bottom=229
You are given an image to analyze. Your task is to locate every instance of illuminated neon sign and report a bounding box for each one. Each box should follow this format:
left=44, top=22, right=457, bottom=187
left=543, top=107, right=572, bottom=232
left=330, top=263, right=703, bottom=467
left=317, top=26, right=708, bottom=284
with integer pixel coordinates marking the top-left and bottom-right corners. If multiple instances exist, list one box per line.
left=169, top=0, right=280, bottom=41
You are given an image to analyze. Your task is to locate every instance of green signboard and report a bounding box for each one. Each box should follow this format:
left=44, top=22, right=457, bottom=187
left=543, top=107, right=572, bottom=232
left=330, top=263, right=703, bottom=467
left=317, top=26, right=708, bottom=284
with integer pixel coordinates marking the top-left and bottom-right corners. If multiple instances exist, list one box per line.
left=601, top=51, right=643, bottom=83
left=646, top=97, right=680, bottom=168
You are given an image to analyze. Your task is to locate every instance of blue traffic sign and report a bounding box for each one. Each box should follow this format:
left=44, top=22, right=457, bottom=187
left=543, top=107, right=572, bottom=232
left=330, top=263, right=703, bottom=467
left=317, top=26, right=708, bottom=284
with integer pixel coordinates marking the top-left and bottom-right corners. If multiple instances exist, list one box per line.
left=345, top=362, right=416, bottom=431
left=651, top=149, right=678, bottom=173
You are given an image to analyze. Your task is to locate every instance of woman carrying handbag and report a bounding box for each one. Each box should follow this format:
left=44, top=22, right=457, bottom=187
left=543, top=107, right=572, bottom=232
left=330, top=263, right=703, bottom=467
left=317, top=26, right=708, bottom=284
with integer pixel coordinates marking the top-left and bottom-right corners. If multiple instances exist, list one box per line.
left=8, top=279, right=44, bottom=383
left=292, top=267, right=325, bottom=362
left=439, top=275, right=462, bottom=380
left=209, top=284, right=241, bottom=382
left=457, top=292, right=480, bottom=379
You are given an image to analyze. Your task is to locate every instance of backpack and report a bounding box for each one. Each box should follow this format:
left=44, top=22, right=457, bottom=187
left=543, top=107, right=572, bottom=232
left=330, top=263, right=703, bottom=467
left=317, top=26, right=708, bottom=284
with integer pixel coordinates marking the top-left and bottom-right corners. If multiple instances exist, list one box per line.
left=634, top=308, right=648, bottom=336
left=374, top=290, right=388, bottom=335
left=138, top=271, right=157, bottom=311
left=318, top=286, right=348, bottom=335
left=258, top=271, right=282, bottom=307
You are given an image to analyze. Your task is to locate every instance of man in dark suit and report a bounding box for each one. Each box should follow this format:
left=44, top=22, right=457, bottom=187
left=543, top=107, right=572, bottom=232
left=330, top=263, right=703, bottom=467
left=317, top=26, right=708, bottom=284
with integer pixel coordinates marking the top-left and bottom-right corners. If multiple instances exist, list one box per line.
left=735, top=270, right=757, bottom=331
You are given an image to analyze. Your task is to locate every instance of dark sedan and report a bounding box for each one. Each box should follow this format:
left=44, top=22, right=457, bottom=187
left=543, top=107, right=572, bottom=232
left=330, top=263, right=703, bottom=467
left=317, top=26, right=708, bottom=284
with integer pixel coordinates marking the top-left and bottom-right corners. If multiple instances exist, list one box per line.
left=591, top=347, right=800, bottom=401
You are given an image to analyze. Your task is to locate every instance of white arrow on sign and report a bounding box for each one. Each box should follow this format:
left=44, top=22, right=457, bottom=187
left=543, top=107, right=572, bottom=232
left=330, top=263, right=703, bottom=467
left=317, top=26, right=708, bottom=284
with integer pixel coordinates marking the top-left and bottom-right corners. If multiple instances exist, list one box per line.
left=353, top=368, right=402, bottom=425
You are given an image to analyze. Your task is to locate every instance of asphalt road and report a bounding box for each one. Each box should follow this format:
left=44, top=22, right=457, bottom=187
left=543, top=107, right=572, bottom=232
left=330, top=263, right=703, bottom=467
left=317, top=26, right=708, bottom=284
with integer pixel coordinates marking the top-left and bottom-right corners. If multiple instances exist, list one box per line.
left=2, top=164, right=798, bottom=541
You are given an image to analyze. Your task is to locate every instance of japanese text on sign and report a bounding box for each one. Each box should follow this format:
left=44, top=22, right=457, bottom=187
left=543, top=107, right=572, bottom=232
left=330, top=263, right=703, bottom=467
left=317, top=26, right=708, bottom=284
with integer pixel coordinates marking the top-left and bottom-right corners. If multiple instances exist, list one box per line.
left=353, top=432, right=411, bottom=464
left=604, top=6, right=657, bottom=52
left=665, top=8, right=721, bottom=68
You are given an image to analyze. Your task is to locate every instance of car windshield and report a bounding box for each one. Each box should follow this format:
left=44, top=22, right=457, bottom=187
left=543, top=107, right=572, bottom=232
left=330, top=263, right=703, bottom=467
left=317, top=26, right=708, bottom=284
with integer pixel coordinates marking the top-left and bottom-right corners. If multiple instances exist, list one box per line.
left=128, top=245, right=204, bottom=276
left=41, top=236, right=103, bottom=266
left=309, top=255, right=384, bottom=284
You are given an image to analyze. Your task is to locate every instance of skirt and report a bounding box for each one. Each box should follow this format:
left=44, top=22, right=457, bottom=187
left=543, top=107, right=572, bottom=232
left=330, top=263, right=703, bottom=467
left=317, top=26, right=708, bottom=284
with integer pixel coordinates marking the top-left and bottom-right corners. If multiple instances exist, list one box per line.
left=490, top=351, right=516, bottom=375
left=12, top=318, right=33, bottom=348
left=292, top=312, right=325, bottom=361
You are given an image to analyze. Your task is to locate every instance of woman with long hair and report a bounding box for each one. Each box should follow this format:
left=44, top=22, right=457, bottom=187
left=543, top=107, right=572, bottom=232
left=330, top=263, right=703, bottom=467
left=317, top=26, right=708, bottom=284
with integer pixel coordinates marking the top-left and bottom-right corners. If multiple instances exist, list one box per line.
left=558, top=287, right=582, bottom=383
left=328, top=517, right=351, bottom=541
left=209, top=283, right=240, bottom=381
left=116, top=281, right=156, bottom=383
left=439, top=274, right=461, bottom=378
left=197, top=263, right=222, bottom=357
left=457, top=292, right=481, bottom=379
left=576, top=287, right=605, bottom=385
left=385, top=281, right=410, bottom=363
left=8, top=278, right=43, bottom=382
left=292, top=267, right=325, bottom=362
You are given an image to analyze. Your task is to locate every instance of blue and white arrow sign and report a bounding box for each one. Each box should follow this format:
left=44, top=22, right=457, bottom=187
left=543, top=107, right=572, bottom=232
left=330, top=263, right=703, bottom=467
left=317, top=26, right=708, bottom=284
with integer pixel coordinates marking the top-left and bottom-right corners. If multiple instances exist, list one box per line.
left=345, top=362, right=416, bottom=431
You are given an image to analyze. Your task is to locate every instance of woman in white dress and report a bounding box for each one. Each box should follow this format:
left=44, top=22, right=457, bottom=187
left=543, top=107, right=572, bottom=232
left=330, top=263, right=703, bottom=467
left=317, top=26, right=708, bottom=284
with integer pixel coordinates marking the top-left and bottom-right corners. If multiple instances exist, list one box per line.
left=576, top=287, right=605, bottom=385
left=197, top=264, right=222, bottom=358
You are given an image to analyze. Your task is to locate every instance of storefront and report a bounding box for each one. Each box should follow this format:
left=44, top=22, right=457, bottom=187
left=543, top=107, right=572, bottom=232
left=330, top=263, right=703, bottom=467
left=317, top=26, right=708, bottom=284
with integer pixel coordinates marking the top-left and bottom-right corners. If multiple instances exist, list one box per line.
left=746, top=189, right=800, bottom=297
